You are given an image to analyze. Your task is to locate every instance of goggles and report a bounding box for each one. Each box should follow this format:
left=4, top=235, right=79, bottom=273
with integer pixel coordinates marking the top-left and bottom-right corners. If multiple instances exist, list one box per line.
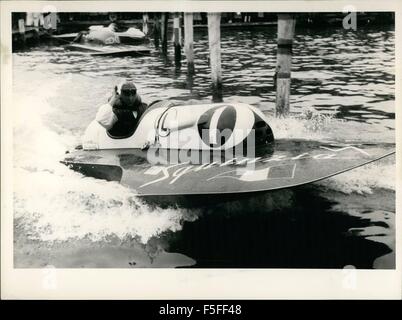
left=121, top=89, right=137, bottom=96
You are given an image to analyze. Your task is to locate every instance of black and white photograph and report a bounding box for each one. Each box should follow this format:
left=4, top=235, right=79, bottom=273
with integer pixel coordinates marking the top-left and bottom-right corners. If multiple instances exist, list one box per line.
left=1, top=0, right=400, bottom=300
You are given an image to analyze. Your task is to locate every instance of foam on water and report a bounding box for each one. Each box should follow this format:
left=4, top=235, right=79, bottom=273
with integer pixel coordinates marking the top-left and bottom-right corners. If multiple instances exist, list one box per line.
left=317, top=160, right=395, bottom=194
left=269, top=107, right=339, bottom=141
left=14, top=166, right=198, bottom=243
left=13, top=76, right=198, bottom=244
left=267, top=107, right=395, bottom=194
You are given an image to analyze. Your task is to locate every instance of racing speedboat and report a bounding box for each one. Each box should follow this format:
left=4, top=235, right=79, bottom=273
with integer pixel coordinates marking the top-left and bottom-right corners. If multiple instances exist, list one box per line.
left=63, top=25, right=150, bottom=56
left=75, top=25, right=146, bottom=45
left=62, top=101, right=395, bottom=197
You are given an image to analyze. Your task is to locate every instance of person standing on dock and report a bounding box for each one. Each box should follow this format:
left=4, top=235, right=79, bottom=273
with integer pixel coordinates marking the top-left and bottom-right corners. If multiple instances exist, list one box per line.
left=43, top=12, right=59, bottom=33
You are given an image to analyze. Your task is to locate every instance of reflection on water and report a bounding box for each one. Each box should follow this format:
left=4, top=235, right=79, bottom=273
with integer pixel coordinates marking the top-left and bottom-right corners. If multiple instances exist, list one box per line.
left=165, top=186, right=393, bottom=268
left=12, top=25, right=395, bottom=268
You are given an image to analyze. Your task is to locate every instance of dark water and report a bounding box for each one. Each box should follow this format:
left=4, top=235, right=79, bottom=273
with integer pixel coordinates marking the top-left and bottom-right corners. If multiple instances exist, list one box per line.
left=13, top=25, right=395, bottom=269
left=161, top=186, right=393, bottom=268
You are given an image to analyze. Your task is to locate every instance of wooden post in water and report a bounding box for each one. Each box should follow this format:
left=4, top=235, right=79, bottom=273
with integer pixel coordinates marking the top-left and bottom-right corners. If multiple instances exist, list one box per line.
left=18, top=19, right=26, bottom=43
left=184, top=12, right=194, bottom=74
left=161, top=13, right=168, bottom=54
left=173, top=13, right=182, bottom=65
left=275, top=14, right=296, bottom=117
left=153, top=13, right=161, bottom=48
left=208, top=13, right=222, bottom=102
left=142, top=13, right=149, bottom=36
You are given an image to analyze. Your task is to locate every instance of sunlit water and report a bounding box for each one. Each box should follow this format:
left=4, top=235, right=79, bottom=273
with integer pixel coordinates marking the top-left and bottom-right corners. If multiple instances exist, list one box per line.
left=12, top=25, right=395, bottom=268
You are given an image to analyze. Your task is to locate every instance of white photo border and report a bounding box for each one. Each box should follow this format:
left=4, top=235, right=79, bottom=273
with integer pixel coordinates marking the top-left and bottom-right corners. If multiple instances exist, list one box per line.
left=1, top=0, right=401, bottom=299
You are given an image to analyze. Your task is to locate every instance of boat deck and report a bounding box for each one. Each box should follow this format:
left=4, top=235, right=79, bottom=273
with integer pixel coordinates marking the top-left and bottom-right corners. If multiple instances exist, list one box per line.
left=64, top=43, right=151, bottom=56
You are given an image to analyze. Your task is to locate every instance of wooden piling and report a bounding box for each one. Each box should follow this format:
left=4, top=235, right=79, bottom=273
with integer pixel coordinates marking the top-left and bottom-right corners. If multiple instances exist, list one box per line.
left=142, top=13, right=149, bottom=36
left=173, top=13, right=182, bottom=65
left=275, top=14, right=296, bottom=117
left=161, top=13, right=168, bottom=54
left=153, top=13, right=161, bottom=48
left=184, top=13, right=195, bottom=74
left=207, top=13, right=223, bottom=102
left=18, top=19, right=26, bottom=43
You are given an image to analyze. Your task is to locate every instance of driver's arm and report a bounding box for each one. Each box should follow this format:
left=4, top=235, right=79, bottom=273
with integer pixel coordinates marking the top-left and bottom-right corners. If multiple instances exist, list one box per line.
left=95, top=103, right=117, bottom=130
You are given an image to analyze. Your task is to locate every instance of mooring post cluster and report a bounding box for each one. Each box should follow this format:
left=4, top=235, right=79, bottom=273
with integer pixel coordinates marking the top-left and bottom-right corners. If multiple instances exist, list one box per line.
left=152, top=12, right=295, bottom=114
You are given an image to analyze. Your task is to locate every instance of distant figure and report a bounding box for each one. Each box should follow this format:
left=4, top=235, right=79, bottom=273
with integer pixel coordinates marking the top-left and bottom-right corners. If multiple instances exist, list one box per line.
left=108, top=13, right=127, bottom=32
left=96, top=80, right=147, bottom=138
left=26, top=12, right=44, bottom=27
left=73, top=26, right=119, bottom=45
left=72, top=30, right=88, bottom=43
left=43, top=12, right=59, bottom=32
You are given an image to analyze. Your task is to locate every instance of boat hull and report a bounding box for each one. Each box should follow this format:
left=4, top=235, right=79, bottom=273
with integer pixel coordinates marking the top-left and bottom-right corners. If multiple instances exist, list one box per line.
left=62, top=140, right=395, bottom=196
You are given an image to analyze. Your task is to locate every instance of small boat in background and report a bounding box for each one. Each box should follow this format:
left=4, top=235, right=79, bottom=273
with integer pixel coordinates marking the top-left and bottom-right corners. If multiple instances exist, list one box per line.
left=75, top=24, right=147, bottom=45
left=52, top=25, right=147, bottom=44
left=59, top=24, right=150, bottom=57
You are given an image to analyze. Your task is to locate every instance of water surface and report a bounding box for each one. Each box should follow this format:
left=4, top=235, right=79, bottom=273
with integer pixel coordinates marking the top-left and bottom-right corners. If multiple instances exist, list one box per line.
left=13, top=25, right=395, bottom=268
